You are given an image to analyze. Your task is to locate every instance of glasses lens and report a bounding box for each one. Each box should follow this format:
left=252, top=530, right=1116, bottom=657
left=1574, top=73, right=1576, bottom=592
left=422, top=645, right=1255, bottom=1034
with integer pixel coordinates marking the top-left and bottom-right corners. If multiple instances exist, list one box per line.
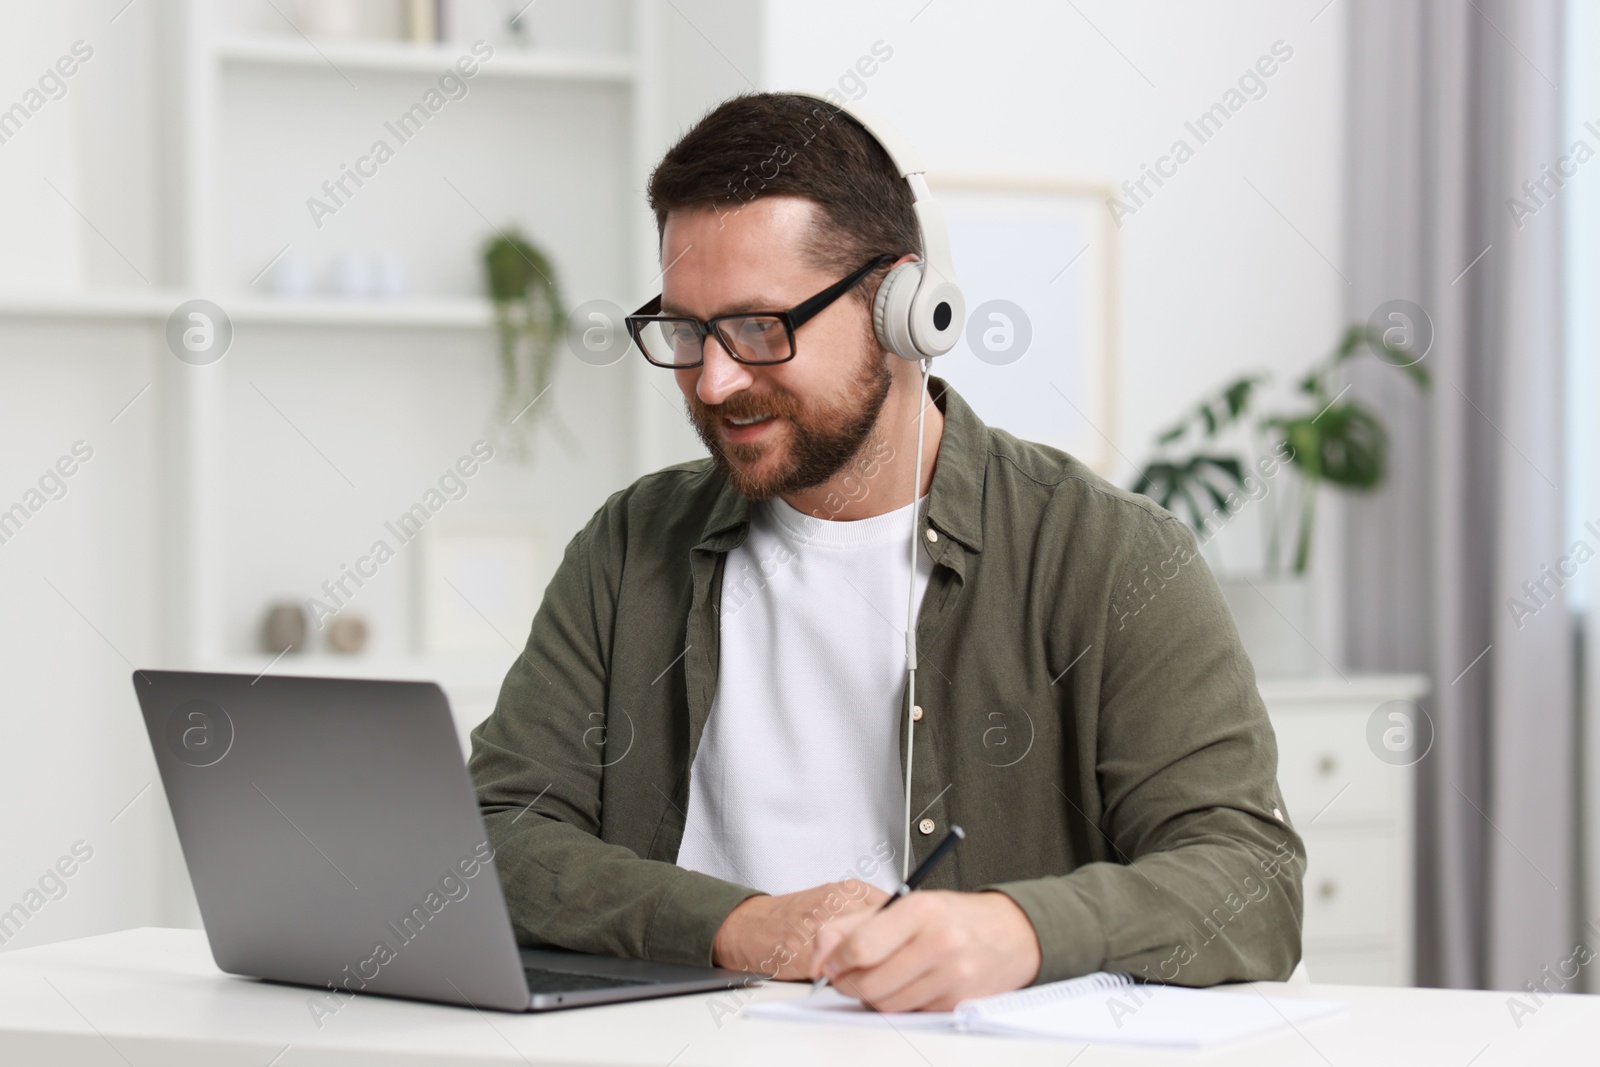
left=714, top=316, right=791, bottom=364
left=638, top=319, right=702, bottom=366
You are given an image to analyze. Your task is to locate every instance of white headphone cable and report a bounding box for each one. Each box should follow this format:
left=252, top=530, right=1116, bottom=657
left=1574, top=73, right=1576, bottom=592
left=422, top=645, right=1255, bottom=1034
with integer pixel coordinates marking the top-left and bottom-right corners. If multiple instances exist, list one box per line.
left=902, top=356, right=933, bottom=881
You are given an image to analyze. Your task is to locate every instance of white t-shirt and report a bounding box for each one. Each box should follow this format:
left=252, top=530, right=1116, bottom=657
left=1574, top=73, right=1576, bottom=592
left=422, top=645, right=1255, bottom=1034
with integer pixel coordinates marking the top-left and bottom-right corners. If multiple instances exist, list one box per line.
left=676, top=492, right=933, bottom=895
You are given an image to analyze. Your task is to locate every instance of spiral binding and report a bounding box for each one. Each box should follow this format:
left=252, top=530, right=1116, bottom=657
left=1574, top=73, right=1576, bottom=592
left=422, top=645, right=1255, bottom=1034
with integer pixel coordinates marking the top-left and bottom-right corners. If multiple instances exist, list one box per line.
left=953, top=971, right=1136, bottom=1027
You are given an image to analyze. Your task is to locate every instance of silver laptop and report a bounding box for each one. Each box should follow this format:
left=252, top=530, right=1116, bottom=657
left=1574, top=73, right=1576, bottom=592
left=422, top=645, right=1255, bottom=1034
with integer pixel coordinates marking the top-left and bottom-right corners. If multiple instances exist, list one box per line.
left=131, top=669, right=755, bottom=1012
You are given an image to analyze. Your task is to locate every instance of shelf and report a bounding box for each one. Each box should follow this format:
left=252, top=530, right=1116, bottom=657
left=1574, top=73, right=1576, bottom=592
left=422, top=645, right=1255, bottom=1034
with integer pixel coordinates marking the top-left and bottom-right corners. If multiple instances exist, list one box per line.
left=0, top=292, right=495, bottom=329
left=229, top=296, right=494, bottom=328
left=214, top=37, right=634, bottom=84
left=0, top=291, right=174, bottom=321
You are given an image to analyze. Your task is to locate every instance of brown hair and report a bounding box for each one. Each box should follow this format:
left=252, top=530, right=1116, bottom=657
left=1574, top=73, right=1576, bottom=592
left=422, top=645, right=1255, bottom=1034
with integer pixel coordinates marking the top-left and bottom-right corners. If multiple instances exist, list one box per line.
left=645, top=92, right=920, bottom=307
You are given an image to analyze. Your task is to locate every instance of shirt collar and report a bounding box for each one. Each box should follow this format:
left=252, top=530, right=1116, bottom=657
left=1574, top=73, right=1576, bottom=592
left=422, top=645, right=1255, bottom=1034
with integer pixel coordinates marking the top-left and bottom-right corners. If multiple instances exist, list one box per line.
left=923, top=375, right=985, bottom=552
left=694, top=374, right=987, bottom=554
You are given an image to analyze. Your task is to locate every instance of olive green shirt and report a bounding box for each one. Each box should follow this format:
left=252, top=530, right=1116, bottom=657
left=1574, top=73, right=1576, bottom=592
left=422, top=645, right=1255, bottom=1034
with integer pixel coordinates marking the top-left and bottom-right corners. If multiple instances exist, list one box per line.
left=468, top=377, right=1304, bottom=986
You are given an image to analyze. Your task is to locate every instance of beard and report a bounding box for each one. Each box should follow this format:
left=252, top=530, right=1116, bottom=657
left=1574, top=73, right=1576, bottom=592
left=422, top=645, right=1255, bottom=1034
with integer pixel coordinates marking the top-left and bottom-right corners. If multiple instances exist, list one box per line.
left=687, top=339, right=893, bottom=501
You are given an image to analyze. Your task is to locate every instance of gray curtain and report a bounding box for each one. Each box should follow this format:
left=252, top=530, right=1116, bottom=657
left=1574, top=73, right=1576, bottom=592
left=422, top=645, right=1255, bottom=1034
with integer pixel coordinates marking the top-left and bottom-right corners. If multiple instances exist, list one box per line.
left=1342, top=0, right=1574, bottom=990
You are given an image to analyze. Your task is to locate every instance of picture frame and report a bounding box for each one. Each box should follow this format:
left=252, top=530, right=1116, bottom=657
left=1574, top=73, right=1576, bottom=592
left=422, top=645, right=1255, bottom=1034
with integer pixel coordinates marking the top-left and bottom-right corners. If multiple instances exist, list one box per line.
left=417, top=519, right=547, bottom=655
left=926, top=175, right=1121, bottom=476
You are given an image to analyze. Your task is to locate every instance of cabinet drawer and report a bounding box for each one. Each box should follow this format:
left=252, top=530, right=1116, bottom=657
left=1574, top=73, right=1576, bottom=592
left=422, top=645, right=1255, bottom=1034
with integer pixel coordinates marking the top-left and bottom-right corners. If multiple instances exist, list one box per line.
left=1270, top=710, right=1404, bottom=825
left=1301, top=829, right=1397, bottom=943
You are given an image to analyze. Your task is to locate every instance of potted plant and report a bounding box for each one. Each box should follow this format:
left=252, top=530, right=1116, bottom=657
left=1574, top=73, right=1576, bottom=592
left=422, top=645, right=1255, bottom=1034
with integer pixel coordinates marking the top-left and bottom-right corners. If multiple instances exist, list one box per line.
left=1131, top=325, right=1429, bottom=674
left=483, top=228, right=564, bottom=463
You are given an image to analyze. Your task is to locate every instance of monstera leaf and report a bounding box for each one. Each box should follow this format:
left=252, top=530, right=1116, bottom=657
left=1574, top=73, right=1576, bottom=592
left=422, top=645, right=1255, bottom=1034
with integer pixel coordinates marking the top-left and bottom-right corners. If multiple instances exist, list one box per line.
left=1131, top=455, right=1248, bottom=534
left=1260, top=398, right=1390, bottom=573
left=1265, top=401, right=1386, bottom=489
left=1156, top=375, right=1264, bottom=446
left=1133, top=375, right=1263, bottom=532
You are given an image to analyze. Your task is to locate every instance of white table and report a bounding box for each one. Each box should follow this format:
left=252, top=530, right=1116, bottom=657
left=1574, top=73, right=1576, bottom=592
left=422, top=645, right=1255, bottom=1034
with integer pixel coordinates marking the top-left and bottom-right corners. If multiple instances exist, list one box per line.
left=0, top=928, right=1593, bottom=1066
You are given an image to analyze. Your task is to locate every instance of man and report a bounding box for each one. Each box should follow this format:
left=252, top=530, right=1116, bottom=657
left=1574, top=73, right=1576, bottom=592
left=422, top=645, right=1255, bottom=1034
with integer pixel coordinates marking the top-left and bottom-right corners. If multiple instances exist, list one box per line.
left=468, top=92, right=1304, bottom=1012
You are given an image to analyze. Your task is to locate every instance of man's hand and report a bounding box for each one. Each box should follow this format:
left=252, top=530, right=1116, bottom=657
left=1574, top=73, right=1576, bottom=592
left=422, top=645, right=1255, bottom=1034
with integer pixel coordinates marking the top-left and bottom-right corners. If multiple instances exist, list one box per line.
left=808, top=890, right=1042, bottom=1011
left=712, top=880, right=890, bottom=979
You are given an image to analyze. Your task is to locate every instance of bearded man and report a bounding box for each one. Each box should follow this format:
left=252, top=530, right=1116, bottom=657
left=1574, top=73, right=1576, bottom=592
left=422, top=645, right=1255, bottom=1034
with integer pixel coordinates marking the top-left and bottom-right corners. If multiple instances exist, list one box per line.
left=468, top=92, right=1305, bottom=1011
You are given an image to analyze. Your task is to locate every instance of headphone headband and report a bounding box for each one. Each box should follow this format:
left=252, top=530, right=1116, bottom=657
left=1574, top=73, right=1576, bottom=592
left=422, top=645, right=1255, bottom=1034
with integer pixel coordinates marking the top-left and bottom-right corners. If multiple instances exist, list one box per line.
left=784, top=93, right=965, bottom=361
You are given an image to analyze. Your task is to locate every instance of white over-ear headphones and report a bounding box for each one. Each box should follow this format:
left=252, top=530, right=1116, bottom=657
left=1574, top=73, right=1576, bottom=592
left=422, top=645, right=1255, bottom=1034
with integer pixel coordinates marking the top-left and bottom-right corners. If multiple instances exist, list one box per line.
left=787, top=93, right=965, bottom=362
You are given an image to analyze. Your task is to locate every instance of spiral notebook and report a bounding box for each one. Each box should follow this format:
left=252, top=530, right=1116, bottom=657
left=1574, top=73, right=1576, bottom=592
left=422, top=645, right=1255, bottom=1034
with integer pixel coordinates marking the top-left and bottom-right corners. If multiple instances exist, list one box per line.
left=744, top=972, right=1345, bottom=1048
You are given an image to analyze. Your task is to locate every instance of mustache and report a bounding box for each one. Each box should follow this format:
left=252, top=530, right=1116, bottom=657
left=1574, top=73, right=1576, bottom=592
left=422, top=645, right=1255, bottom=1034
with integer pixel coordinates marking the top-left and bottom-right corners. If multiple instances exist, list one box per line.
left=693, top=389, right=804, bottom=422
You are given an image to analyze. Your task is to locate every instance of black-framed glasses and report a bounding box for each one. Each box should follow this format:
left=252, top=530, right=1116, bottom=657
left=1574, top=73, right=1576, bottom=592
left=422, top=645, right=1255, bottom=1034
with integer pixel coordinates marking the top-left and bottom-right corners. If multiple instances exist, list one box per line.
left=626, top=253, right=894, bottom=369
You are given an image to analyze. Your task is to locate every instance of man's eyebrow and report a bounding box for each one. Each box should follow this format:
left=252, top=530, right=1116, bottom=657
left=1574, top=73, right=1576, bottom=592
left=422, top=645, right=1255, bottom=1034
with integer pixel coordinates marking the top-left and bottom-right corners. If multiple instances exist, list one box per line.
left=659, top=296, right=788, bottom=318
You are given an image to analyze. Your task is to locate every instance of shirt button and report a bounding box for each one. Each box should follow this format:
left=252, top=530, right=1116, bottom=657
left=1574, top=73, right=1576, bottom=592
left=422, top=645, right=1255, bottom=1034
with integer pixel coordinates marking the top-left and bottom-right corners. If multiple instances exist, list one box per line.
left=925, top=527, right=938, bottom=543
left=911, top=705, right=924, bottom=722
left=918, top=818, right=935, bottom=835
left=1273, top=808, right=1283, bottom=820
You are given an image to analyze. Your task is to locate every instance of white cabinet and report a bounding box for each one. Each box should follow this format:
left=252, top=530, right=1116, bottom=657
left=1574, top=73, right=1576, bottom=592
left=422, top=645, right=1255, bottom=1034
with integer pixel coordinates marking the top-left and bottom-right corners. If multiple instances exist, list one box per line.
left=1261, top=673, right=1429, bottom=986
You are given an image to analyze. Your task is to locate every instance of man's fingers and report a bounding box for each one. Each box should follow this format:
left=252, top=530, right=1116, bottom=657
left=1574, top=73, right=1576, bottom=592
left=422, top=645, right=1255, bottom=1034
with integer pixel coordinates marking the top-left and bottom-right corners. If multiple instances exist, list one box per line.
left=850, top=952, right=962, bottom=1013
left=822, top=893, right=931, bottom=976
left=829, top=927, right=943, bottom=1009
left=809, top=908, right=874, bottom=977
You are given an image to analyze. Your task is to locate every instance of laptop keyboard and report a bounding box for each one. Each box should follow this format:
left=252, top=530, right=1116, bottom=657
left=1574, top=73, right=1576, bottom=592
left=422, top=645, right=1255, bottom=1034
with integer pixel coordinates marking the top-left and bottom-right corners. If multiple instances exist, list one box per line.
left=523, top=968, right=654, bottom=994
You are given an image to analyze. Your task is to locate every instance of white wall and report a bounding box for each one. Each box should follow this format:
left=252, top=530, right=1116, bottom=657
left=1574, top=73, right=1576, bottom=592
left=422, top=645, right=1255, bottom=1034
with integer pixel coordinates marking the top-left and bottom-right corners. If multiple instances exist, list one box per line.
left=0, top=3, right=177, bottom=953
left=0, top=3, right=92, bottom=288
left=0, top=320, right=175, bottom=950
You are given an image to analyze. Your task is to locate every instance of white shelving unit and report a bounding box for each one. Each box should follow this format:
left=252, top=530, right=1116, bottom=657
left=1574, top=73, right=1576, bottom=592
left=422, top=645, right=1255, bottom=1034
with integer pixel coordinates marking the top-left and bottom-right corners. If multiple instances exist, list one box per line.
left=0, top=0, right=665, bottom=713
left=0, top=0, right=657, bottom=931
left=126, top=0, right=662, bottom=677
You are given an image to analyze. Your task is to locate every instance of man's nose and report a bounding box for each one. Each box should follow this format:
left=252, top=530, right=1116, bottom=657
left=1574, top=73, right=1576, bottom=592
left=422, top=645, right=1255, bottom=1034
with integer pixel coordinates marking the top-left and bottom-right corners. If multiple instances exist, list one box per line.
left=695, top=333, right=755, bottom=407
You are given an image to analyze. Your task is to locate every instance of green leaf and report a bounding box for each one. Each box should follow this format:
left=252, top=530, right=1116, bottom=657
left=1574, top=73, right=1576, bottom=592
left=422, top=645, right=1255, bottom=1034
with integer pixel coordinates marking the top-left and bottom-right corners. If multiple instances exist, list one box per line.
left=1175, top=482, right=1208, bottom=532
left=1131, top=453, right=1255, bottom=537
left=1335, top=324, right=1366, bottom=359
left=1266, top=415, right=1324, bottom=480
left=1196, top=476, right=1232, bottom=518
left=482, top=226, right=565, bottom=463
left=1268, top=405, right=1386, bottom=489
left=1224, top=377, right=1258, bottom=418
left=1384, top=352, right=1431, bottom=389
left=1312, top=402, right=1386, bottom=488
left=1131, top=462, right=1180, bottom=510
left=1156, top=423, right=1188, bottom=445
left=1194, top=455, right=1245, bottom=485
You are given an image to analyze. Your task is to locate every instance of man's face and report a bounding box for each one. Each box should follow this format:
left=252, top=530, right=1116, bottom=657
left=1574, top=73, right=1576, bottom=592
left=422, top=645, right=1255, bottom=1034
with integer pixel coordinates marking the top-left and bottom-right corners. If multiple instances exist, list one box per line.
left=661, top=196, right=891, bottom=501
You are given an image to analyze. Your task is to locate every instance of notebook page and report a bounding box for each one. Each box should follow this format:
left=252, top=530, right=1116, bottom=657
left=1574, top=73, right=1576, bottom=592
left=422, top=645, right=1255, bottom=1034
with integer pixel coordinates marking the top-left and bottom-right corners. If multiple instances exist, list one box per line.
left=742, top=971, right=1131, bottom=1030
left=956, top=983, right=1345, bottom=1047
left=742, top=988, right=958, bottom=1030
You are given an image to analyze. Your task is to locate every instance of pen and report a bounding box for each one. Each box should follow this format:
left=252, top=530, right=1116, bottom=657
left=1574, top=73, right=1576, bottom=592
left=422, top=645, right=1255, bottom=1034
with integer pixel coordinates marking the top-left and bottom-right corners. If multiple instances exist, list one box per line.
left=812, top=824, right=965, bottom=993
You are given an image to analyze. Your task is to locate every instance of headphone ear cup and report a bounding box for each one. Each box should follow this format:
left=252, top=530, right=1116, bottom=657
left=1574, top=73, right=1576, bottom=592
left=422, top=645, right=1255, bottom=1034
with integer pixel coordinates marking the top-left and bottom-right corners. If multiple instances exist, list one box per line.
left=907, top=274, right=964, bottom=358
left=872, top=261, right=925, bottom=361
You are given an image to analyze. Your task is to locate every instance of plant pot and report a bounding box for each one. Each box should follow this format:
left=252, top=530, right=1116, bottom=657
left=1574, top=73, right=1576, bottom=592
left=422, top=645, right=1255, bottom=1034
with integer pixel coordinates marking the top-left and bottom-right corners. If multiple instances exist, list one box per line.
left=1217, top=575, right=1315, bottom=677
